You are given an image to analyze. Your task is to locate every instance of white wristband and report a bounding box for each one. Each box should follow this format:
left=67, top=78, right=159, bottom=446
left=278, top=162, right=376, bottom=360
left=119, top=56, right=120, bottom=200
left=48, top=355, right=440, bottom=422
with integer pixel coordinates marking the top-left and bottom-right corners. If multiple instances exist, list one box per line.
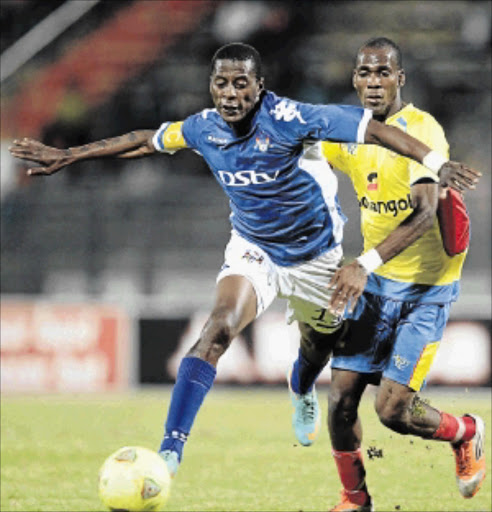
left=422, top=150, right=448, bottom=173
left=356, top=249, right=383, bottom=275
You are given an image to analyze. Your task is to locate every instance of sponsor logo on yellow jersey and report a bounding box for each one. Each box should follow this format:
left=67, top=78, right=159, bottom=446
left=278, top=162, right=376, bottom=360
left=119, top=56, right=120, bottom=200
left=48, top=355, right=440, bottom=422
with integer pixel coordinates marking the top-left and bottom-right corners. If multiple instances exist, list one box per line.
left=359, top=193, right=413, bottom=217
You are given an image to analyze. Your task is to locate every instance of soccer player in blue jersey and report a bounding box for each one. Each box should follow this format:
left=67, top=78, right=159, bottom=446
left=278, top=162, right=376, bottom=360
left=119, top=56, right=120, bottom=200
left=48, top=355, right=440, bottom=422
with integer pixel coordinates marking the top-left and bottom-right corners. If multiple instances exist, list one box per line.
left=319, top=38, right=485, bottom=511
left=9, top=43, right=481, bottom=484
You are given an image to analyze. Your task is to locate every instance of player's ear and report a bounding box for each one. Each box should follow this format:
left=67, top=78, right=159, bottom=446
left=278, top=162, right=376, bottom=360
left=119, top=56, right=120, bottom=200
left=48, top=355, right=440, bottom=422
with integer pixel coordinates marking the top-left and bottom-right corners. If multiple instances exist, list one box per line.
left=352, top=69, right=357, bottom=89
left=256, top=78, right=264, bottom=99
left=398, top=69, right=406, bottom=87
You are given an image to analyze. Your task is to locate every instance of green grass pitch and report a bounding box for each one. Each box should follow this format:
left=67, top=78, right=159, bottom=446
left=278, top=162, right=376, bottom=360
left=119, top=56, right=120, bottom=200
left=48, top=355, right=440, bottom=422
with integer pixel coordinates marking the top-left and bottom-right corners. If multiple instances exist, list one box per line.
left=1, top=387, right=490, bottom=511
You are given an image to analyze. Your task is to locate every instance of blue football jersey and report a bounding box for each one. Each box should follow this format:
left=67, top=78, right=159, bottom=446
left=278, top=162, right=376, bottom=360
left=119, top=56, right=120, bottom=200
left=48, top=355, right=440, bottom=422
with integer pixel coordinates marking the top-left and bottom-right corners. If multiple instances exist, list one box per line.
left=154, top=91, right=372, bottom=266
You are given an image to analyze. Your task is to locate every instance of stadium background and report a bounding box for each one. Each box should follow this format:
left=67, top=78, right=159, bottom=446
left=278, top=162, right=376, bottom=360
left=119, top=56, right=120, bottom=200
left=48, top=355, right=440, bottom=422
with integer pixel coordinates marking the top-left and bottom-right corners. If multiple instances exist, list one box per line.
left=1, top=0, right=491, bottom=393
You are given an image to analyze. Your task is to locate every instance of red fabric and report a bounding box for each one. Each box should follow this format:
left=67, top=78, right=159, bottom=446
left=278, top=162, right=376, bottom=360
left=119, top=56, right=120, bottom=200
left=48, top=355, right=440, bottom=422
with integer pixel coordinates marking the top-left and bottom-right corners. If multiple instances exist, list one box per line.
left=332, top=448, right=366, bottom=491
left=462, top=415, right=477, bottom=442
left=437, top=188, right=470, bottom=256
left=433, top=412, right=460, bottom=441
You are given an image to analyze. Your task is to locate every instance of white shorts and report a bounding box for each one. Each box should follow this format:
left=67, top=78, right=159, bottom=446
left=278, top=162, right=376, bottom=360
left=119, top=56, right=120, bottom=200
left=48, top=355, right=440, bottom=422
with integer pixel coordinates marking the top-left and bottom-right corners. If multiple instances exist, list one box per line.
left=217, top=231, right=344, bottom=333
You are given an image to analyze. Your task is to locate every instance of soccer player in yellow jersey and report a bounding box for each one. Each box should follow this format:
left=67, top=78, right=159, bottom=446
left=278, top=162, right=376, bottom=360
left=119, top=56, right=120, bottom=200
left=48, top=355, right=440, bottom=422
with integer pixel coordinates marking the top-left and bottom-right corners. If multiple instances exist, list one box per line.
left=321, top=38, right=486, bottom=511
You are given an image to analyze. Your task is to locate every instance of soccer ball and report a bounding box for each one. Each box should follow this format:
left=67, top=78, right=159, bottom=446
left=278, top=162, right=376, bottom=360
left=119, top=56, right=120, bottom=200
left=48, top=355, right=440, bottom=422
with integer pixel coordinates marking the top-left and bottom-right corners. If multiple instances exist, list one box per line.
left=98, top=446, right=171, bottom=511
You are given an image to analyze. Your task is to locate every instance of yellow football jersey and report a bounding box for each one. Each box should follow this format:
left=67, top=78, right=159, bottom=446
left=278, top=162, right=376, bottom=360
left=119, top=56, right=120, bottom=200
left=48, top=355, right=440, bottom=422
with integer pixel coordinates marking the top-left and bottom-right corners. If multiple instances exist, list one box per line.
left=322, top=103, right=465, bottom=286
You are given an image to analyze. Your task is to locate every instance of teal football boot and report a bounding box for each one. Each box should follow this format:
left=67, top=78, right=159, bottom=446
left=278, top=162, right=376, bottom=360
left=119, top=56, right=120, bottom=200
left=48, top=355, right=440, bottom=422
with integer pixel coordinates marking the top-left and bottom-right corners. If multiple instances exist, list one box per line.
left=159, top=450, right=180, bottom=478
left=287, top=368, right=321, bottom=446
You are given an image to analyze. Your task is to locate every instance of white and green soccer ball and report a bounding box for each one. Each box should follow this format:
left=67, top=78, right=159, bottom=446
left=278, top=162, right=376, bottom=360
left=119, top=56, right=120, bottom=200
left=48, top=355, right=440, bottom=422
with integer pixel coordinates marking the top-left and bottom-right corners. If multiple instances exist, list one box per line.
left=98, top=446, right=171, bottom=511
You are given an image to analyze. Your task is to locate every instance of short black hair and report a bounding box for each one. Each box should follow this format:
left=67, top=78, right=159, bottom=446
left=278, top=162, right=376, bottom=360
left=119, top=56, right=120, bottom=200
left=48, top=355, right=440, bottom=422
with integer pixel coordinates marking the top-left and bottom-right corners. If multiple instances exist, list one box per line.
left=211, top=42, right=263, bottom=78
left=356, top=37, right=403, bottom=68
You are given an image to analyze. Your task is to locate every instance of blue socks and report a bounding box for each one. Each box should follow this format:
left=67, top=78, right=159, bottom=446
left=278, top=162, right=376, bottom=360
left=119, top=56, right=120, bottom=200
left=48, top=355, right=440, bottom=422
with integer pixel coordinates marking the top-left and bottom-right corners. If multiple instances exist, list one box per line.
left=162, top=351, right=324, bottom=462
left=160, top=356, right=216, bottom=461
left=290, top=348, right=324, bottom=395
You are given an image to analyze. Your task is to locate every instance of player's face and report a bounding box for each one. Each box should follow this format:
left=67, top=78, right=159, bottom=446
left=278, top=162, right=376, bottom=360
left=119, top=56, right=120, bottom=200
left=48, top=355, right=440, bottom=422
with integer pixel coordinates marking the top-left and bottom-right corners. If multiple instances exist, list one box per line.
left=210, top=59, right=264, bottom=124
left=353, top=47, right=405, bottom=119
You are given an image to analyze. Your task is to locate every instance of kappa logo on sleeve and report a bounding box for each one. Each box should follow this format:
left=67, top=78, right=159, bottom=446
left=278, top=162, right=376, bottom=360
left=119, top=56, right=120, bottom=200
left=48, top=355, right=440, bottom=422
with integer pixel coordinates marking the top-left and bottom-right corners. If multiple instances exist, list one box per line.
left=269, top=100, right=306, bottom=124
left=207, top=134, right=229, bottom=145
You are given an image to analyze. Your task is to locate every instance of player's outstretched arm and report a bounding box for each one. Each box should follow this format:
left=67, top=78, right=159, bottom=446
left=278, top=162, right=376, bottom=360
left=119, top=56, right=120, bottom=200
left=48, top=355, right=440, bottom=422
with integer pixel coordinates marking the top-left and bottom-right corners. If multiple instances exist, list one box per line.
left=9, top=130, right=156, bottom=176
left=365, top=119, right=481, bottom=192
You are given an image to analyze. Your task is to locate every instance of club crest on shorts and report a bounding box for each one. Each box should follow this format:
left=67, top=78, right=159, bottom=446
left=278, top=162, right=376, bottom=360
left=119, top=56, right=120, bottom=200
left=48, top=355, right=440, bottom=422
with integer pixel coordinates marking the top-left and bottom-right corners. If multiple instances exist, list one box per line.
left=242, top=249, right=264, bottom=264
left=393, top=354, right=410, bottom=370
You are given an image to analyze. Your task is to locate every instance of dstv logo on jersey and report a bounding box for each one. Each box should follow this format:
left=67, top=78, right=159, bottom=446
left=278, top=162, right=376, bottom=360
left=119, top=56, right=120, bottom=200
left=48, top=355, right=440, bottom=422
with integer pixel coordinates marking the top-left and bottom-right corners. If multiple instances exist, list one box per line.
left=218, top=169, right=280, bottom=186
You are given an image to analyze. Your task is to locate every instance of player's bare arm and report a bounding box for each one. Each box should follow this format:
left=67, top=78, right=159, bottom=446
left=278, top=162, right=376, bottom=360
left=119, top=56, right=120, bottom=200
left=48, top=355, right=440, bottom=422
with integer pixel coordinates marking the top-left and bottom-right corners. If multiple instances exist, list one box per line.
left=365, top=119, right=481, bottom=191
left=8, top=130, right=156, bottom=176
left=328, top=181, right=438, bottom=315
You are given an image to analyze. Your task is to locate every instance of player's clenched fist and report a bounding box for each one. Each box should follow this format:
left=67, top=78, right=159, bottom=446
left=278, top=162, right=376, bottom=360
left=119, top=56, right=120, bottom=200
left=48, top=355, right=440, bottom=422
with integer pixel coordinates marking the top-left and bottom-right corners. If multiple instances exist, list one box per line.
left=9, top=138, right=74, bottom=176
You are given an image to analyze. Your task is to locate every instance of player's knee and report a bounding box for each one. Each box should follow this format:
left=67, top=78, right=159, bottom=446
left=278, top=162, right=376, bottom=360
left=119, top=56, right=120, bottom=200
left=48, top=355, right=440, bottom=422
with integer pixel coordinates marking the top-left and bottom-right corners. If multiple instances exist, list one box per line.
left=376, top=404, right=402, bottom=430
left=196, top=307, right=239, bottom=358
left=328, top=385, right=359, bottom=425
left=375, top=395, right=411, bottom=433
